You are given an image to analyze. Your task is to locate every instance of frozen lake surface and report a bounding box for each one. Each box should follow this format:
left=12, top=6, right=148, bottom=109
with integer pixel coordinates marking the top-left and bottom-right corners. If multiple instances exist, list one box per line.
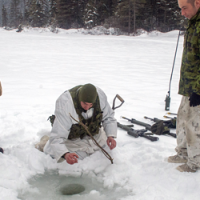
left=18, top=170, right=128, bottom=200
left=0, top=27, right=200, bottom=200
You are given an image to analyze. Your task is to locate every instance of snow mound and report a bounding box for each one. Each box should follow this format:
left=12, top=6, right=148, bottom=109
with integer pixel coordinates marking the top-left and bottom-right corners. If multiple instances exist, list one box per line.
left=148, top=30, right=181, bottom=37
left=0, top=26, right=181, bottom=38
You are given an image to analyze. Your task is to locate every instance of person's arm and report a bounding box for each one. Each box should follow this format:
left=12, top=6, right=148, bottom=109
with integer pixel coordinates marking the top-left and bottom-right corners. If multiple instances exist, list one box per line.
left=97, top=88, right=117, bottom=138
left=189, top=29, right=200, bottom=106
left=47, top=92, right=78, bottom=162
left=97, top=88, right=117, bottom=149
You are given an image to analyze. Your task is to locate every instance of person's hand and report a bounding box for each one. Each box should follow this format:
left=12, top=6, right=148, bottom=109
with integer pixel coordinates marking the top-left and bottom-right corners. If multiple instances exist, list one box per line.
left=107, top=137, right=116, bottom=150
left=64, top=153, right=79, bottom=165
left=189, top=92, right=200, bottom=107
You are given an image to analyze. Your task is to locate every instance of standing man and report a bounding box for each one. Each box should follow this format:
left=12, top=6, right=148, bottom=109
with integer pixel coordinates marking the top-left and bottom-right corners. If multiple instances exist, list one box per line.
left=43, top=83, right=117, bottom=164
left=168, top=0, right=200, bottom=172
left=0, top=81, right=4, bottom=153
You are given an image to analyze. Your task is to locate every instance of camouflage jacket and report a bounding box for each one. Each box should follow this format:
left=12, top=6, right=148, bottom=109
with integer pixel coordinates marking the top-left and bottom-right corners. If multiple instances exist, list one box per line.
left=68, top=85, right=103, bottom=140
left=179, top=9, right=200, bottom=96
left=43, top=86, right=117, bottom=162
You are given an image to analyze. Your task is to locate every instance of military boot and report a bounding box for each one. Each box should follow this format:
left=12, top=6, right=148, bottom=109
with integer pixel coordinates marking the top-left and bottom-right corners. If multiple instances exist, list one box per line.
left=168, top=155, right=187, bottom=163
left=35, top=135, right=49, bottom=152
left=176, top=164, right=197, bottom=173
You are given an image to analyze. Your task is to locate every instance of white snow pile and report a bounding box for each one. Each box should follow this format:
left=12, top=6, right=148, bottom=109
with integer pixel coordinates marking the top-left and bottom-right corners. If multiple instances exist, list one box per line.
left=3, top=25, right=135, bottom=36
left=0, top=27, right=200, bottom=200
left=3, top=25, right=182, bottom=37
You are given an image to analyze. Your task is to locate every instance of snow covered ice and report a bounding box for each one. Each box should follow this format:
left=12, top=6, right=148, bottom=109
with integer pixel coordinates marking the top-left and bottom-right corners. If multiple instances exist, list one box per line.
left=0, top=27, right=200, bottom=200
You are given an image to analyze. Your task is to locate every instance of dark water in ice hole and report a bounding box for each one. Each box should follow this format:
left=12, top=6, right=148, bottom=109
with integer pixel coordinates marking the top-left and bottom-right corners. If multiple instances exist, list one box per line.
left=17, top=170, right=130, bottom=200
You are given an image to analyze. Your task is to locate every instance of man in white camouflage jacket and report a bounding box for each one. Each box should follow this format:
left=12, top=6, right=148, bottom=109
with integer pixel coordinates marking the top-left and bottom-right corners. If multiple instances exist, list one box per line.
left=43, top=83, right=117, bottom=165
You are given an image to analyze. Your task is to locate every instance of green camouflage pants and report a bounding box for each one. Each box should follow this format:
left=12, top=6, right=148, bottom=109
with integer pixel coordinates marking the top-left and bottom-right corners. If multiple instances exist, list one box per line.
left=175, top=96, right=200, bottom=170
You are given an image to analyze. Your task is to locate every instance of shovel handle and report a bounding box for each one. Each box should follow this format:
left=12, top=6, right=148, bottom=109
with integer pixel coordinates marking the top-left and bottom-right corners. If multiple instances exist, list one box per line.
left=116, top=94, right=124, bottom=103
left=112, top=94, right=125, bottom=110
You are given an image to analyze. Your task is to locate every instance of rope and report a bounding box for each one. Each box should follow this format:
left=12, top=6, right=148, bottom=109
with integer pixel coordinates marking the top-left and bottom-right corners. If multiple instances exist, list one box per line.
left=70, top=114, right=113, bottom=164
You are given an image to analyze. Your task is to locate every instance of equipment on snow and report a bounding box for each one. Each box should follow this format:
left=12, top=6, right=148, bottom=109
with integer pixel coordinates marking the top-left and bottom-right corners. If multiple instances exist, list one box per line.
left=117, top=122, right=159, bottom=142
left=122, top=116, right=176, bottom=138
left=144, top=116, right=176, bottom=128
left=165, top=30, right=181, bottom=111
left=166, top=112, right=177, bottom=116
left=144, top=116, right=176, bottom=138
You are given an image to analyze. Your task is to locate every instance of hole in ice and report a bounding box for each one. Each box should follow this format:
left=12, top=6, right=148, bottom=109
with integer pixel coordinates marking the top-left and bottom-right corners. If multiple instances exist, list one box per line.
left=18, top=170, right=129, bottom=200
left=60, top=183, right=85, bottom=195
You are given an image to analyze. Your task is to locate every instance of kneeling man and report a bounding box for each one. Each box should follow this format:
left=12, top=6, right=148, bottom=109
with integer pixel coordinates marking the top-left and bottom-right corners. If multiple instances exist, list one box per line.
left=43, top=83, right=117, bottom=164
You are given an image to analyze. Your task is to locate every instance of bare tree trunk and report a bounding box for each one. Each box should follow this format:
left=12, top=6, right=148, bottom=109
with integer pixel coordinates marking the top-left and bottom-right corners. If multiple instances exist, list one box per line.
left=133, top=0, right=136, bottom=32
left=23, top=0, right=26, bottom=24
left=128, top=0, right=130, bottom=35
left=94, top=0, right=96, bottom=26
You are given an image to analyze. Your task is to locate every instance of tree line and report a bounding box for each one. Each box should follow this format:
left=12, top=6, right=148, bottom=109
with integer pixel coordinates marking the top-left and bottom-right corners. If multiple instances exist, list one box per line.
left=1, top=0, right=185, bottom=33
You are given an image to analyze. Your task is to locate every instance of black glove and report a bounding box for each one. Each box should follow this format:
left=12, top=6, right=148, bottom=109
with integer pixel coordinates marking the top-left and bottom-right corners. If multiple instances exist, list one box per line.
left=189, top=92, right=200, bottom=107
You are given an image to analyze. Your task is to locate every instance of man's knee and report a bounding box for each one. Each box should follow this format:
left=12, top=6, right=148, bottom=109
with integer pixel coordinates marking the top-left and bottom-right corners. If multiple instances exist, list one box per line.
left=75, top=151, right=89, bottom=160
left=35, top=135, right=49, bottom=152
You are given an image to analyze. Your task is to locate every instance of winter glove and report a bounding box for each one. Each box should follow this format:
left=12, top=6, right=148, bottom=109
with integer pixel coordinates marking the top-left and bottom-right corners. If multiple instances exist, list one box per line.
left=189, top=92, right=200, bottom=107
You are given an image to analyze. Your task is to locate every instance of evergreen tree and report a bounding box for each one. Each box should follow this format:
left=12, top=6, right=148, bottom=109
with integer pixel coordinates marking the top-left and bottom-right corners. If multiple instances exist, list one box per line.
left=56, top=0, right=85, bottom=29
left=140, top=0, right=156, bottom=31
left=115, top=0, right=146, bottom=33
left=141, top=0, right=182, bottom=32
left=49, top=0, right=57, bottom=31
left=156, top=0, right=183, bottom=32
left=2, top=4, right=8, bottom=27
left=1, top=0, right=183, bottom=33
left=23, top=0, right=30, bottom=25
left=83, top=0, right=98, bottom=28
left=49, top=0, right=57, bottom=20
left=10, top=0, right=21, bottom=28
left=21, top=0, right=28, bottom=25
left=28, top=0, right=49, bottom=27
left=98, top=0, right=118, bottom=24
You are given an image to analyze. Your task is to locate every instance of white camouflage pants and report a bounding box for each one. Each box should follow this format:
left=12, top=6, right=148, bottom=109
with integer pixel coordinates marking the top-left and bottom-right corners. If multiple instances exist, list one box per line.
left=37, top=128, right=107, bottom=162
left=175, top=96, right=200, bottom=170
